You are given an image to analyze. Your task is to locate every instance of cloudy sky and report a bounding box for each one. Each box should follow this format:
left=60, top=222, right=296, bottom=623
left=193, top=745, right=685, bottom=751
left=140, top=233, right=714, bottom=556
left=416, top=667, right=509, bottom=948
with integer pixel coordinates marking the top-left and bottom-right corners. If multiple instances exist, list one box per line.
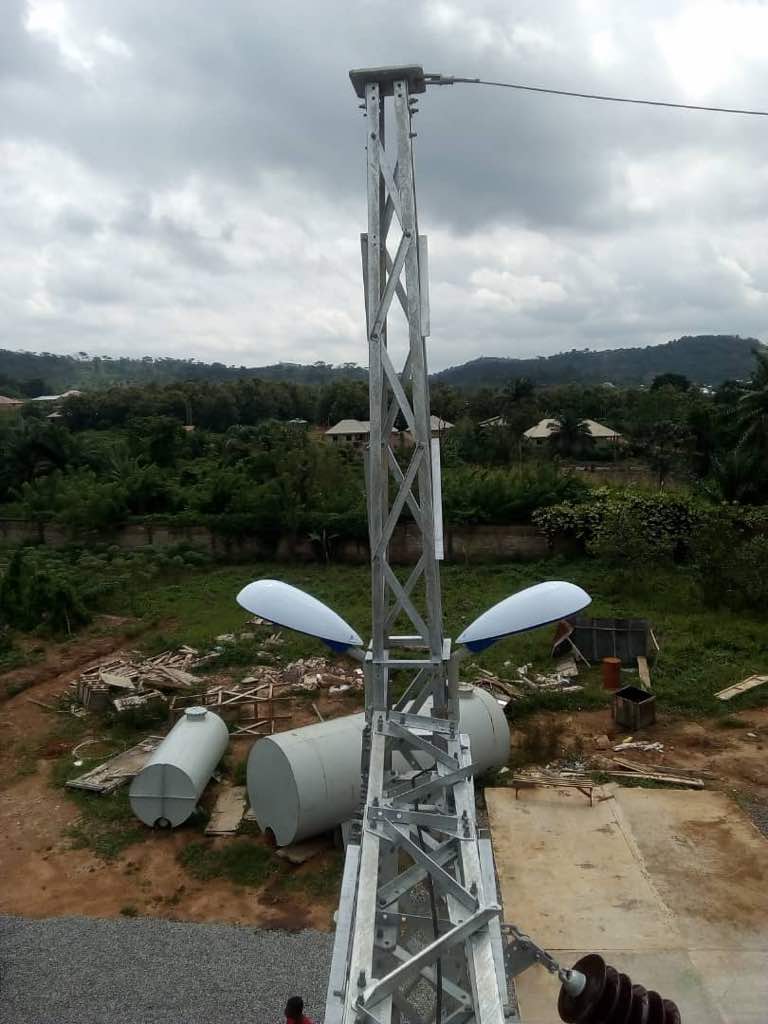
left=2, top=0, right=768, bottom=371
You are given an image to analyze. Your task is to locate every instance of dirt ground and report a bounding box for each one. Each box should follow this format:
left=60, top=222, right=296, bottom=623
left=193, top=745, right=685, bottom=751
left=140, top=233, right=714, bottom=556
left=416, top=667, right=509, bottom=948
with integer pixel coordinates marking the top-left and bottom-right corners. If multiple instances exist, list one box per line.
left=506, top=705, right=768, bottom=806
left=1, top=627, right=767, bottom=930
left=0, top=626, right=358, bottom=930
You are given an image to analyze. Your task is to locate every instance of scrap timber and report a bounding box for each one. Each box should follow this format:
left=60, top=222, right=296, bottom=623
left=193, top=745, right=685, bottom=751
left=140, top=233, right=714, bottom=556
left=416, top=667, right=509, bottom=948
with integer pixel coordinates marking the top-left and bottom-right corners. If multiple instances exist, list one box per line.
left=66, top=735, right=164, bottom=794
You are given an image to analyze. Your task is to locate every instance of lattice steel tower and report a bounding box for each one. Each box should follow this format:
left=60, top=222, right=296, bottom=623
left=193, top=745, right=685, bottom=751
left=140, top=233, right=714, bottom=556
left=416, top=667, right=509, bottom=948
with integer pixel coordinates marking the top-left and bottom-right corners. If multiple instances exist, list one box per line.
left=323, top=65, right=510, bottom=1024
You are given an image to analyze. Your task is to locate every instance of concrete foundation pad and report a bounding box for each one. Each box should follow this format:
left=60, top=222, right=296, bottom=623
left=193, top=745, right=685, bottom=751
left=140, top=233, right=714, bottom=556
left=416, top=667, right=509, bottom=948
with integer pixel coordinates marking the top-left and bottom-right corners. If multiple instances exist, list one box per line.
left=487, top=785, right=768, bottom=1024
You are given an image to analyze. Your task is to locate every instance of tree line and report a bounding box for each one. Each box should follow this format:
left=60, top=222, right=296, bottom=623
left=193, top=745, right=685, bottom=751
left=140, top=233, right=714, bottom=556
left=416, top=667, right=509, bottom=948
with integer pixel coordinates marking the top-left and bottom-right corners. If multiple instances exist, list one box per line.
left=0, top=348, right=766, bottom=537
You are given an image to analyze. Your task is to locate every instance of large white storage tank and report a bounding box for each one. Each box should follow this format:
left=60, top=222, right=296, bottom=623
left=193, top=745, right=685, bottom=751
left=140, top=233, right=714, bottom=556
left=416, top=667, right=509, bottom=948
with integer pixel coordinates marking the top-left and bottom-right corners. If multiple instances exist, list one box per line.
left=247, top=685, right=509, bottom=845
left=129, top=707, right=229, bottom=827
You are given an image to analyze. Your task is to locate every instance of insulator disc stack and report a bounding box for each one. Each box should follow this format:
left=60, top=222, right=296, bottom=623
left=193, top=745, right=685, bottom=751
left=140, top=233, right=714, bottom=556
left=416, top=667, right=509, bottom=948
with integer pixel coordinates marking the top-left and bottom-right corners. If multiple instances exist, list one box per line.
left=558, top=953, right=682, bottom=1023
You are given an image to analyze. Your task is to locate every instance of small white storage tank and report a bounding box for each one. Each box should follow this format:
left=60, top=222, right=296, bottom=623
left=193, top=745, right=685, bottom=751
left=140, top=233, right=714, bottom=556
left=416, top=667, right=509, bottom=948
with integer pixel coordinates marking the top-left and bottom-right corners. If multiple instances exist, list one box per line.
left=129, top=707, right=229, bottom=827
left=247, top=685, right=509, bottom=845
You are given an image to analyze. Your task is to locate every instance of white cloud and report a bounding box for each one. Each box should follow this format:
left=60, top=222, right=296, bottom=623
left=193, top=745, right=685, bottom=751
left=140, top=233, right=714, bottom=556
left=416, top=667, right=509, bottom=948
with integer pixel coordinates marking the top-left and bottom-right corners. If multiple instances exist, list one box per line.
left=655, top=1, right=768, bottom=98
left=1, top=0, right=767, bottom=372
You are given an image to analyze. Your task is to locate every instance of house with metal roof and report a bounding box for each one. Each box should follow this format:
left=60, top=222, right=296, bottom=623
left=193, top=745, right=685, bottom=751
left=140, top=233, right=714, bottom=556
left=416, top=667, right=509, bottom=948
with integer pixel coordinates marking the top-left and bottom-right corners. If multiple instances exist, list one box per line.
left=325, top=419, right=397, bottom=449
left=523, top=417, right=622, bottom=444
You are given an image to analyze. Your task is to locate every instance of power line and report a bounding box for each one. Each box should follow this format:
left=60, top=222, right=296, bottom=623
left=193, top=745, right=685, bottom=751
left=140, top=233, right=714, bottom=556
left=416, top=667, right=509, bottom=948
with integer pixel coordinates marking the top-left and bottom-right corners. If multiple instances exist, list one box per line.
left=425, top=74, right=768, bottom=117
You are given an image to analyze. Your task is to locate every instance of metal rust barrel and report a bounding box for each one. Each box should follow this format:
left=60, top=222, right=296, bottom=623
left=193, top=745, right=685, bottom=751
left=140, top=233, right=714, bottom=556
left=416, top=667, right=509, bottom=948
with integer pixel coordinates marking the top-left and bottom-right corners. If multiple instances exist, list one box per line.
left=602, top=656, right=622, bottom=691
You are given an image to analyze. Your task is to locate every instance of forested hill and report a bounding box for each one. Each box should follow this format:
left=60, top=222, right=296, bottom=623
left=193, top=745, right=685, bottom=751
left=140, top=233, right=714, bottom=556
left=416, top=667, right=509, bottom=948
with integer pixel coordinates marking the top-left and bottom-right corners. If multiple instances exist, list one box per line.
left=0, top=353, right=367, bottom=397
left=0, top=334, right=761, bottom=396
left=433, top=335, right=764, bottom=389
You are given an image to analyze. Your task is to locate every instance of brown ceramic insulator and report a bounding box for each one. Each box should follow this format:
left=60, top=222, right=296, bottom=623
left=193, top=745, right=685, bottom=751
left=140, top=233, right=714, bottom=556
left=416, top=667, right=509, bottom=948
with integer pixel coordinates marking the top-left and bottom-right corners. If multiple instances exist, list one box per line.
left=626, top=984, right=650, bottom=1024
left=557, top=954, right=607, bottom=1023
left=645, top=991, right=667, bottom=1024
left=662, top=998, right=682, bottom=1024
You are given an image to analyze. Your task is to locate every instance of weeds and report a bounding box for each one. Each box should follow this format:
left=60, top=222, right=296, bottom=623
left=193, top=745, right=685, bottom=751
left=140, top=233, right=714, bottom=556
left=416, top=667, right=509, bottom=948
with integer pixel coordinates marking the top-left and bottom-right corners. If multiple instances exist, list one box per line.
left=51, top=754, right=148, bottom=860
left=277, top=852, right=344, bottom=899
left=178, top=839, right=277, bottom=886
left=716, top=715, right=750, bottom=729
left=231, top=758, right=248, bottom=786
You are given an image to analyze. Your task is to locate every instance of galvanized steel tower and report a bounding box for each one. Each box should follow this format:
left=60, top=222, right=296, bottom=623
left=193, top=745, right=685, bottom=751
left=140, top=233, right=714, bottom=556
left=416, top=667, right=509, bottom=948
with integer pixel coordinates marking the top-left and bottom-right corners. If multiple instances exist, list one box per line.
left=323, top=65, right=510, bottom=1024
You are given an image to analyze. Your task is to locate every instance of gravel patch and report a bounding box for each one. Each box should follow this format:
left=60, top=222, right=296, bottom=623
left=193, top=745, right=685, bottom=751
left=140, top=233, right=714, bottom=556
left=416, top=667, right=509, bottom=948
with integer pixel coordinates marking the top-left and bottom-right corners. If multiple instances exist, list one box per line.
left=0, top=915, right=333, bottom=1024
left=742, top=795, right=768, bottom=839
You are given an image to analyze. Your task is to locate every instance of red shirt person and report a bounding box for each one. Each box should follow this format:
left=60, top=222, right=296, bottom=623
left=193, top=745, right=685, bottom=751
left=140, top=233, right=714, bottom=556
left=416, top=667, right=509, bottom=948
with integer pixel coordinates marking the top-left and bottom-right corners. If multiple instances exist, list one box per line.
left=284, top=995, right=315, bottom=1024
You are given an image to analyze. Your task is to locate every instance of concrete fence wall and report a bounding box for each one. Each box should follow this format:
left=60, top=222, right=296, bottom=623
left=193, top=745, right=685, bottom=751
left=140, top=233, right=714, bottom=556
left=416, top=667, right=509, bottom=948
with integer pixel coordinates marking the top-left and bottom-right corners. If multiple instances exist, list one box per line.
left=0, top=518, right=551, bottom=563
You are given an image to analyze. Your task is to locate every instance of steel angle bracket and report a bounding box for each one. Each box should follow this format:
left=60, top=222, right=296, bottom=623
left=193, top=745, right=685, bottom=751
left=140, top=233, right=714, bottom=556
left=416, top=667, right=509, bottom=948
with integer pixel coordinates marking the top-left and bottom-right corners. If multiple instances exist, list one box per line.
left=366, top=804, right=466, bottom=838
left=362, top=906, right=500, bottom=1009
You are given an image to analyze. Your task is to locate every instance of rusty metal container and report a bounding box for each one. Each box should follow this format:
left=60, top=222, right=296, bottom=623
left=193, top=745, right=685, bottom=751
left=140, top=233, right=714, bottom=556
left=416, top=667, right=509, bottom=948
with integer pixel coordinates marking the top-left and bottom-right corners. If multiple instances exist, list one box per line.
left=613, top=685, right=656, bottom=730
left=602, top=656, right=622, bottom=691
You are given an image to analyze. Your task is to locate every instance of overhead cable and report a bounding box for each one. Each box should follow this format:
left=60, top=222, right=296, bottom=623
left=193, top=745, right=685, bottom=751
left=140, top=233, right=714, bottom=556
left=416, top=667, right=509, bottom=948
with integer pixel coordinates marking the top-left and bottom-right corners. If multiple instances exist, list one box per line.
left=425, top=74, right=768, bottom=117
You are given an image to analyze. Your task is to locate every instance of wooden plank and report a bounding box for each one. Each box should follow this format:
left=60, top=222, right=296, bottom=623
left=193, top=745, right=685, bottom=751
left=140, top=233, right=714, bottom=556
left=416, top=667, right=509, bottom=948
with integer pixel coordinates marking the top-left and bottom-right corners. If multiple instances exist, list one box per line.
left=637, top=656, right=651, bottom=688
left=205, top=785, right=247, bottom=835
left=715, top=674, right=768, bottom=701
left=603, top=771, right=704, bottom=789
left=511, top=775, right=595, bottom=806
left=612, top=758, right=718, bottom=780
left=612, top=756, right=655, bottom=775
left=66, top=735, right=164, bottom=794
left=26, top=698, right=63, bottom=712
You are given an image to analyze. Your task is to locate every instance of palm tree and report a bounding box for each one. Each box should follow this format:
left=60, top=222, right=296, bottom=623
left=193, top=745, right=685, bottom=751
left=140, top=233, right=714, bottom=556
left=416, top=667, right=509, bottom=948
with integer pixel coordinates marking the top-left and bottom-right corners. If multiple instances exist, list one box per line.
left=703, top=450, right=760, bottom=503
left=547, top=412, right=592, bottom=458
left=737, top=349, right=768, bottom=457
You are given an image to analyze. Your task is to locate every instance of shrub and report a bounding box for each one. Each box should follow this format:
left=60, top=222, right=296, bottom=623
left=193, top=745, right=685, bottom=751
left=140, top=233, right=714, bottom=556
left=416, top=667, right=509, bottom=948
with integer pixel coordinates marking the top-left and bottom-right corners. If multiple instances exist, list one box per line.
left=0, top=547, right=90, bottom=633
left=691, top=508, right=768, bottom=610
left=442, top=465, right=588, bottom=525
left=534, top=488, right=704, bottom=558
left=587, top=505, right=675, bottom=575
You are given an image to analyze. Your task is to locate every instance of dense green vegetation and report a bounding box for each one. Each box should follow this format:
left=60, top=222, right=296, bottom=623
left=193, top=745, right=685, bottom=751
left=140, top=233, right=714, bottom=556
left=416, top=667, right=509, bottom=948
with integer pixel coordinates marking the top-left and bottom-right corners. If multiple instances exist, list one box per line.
left=0, top=334, right=761, bottom=398
left=0, top=348, right=765, bottom=661
left=2, top=346, right=766, bottom=537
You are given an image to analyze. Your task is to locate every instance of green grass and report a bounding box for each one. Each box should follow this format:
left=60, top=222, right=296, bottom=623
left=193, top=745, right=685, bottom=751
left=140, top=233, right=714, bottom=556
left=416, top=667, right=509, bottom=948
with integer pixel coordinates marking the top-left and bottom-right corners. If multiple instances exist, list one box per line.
left=716, top=715, right=750, bottom=729
left=177, top=837, right=344, bottom=899
left=113, top=556, right=768, bottom=718
left=178, top=838, right=278, bottom=886
left=277, top=851, right=345, bottom=899
left=6, top=553, right=764, bottom=727
left=51, top=754, right=148, bottom=860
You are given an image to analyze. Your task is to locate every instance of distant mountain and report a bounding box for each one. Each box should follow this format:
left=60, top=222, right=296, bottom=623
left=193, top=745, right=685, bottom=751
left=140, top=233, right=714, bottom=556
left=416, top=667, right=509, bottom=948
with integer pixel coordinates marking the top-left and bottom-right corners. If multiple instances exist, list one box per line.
left=0, top=334, right=760, bottom=396
left=432, top=335, right=764, bottom=389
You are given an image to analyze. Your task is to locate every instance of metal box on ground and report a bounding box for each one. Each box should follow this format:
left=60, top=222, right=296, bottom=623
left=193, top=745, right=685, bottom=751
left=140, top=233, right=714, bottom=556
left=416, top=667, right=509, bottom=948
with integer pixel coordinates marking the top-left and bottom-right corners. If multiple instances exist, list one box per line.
left=613, top=685, right=656, bottom=730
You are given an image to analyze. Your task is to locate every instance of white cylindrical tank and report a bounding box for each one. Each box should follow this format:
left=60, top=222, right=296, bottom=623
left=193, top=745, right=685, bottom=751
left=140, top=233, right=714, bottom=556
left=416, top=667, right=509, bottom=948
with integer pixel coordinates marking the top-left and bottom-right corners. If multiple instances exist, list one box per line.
left=247, top=685, right=509, bottom=846
left=129, top=707, right=229, bottom=827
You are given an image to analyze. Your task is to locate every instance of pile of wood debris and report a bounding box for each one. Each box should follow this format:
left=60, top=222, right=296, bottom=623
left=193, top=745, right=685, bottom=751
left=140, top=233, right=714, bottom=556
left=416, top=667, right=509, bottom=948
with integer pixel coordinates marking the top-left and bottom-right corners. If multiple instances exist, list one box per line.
left=72, top=646, right=200, bottom=714
left=66, top=645, right=363, bottom=719
left=470, top=656, right=583, bottom=707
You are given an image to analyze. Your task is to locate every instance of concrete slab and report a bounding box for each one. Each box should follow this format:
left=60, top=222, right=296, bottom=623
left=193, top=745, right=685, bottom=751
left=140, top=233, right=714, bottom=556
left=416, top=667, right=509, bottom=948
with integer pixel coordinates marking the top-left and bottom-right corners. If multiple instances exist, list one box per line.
left=204, top=785, right=247, bottom=836
left=487, top=786, right=768, bottom=1024
left=616, top=789, right=768, bottom=951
